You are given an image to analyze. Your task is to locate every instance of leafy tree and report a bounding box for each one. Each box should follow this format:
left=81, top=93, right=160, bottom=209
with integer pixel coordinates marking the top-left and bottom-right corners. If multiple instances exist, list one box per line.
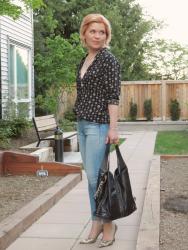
left=108, top=0, right=160, bottom=80
left=34, top=6, right=58, bottom=54
left=0, top=0, right=44, bottom=19
left=33, top=0, right=163, bottom=116
left=34, top=0, right=159, bottom=80
left=144, top=39, right=188, bottom=80
left=34, top=33, right=85, bottom=116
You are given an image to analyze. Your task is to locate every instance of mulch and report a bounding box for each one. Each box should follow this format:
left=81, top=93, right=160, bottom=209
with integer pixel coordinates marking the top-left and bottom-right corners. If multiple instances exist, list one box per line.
left=160, top=158, right=188, bottom=250
left=0, top=175, right=63, bottom=223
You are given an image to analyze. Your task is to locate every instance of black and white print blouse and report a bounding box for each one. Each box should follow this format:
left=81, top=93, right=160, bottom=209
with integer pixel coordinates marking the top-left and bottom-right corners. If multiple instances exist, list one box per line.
left=74, top=47, right=121, bottom=124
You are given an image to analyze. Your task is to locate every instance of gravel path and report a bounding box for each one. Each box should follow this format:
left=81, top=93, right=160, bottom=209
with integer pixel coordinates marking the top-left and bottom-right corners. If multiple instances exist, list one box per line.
left=160, top=158, right=188, bottom=250
left=0, top=175, right=62, bottom=222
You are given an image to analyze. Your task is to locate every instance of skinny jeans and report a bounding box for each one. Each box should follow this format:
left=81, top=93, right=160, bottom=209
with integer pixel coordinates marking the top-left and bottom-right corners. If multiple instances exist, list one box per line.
left=77, top=119, right=109, bottom=220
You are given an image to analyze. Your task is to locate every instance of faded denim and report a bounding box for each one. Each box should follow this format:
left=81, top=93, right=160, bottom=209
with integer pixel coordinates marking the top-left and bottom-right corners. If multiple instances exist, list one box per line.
left=77, top=119, right=109, bottom=220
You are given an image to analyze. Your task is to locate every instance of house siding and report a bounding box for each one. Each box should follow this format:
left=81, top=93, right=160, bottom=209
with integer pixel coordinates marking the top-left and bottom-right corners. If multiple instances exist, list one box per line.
left=0, top=11, right=34, bottom=119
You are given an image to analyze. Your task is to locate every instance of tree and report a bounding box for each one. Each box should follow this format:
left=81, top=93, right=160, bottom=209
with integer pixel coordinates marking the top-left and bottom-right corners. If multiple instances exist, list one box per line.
left=108, top=0, right=160, bottom=80
left=0, top=0, right=44, bottom=19
left=144, top=39, right=188, bottom=80
left=33, top=0, right=163, bottom=115
left=34, top=0, right=159, bottom=81
left=34, top=33, right=85, bottom=116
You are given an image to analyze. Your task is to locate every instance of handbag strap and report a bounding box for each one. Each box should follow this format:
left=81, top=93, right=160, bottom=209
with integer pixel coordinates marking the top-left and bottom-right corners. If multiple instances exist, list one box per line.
left=100, top=144, right=127, bottom=172
left=100, top=144, right=110, bottom=172
left=115, top=144, right=127, bottom=171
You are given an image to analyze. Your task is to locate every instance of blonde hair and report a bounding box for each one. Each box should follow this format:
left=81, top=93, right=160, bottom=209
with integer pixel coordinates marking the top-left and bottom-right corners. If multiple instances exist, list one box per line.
left=80, top=13, right=111, bottom=48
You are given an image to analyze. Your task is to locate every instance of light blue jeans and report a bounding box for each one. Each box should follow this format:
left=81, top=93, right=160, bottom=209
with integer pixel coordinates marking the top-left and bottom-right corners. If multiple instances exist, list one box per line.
left=77, top=119, right=109, bottom=220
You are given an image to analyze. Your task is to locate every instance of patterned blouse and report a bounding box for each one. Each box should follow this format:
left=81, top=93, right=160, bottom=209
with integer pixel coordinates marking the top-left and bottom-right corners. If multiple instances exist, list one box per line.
left=74, top=47, right=121, bottom=124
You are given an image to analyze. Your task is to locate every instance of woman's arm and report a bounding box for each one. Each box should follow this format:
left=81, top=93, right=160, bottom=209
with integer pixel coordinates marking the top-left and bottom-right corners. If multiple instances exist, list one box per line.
left=104, top=55, right=121, bottom=144
left=105, top=104, right=119, bottom=144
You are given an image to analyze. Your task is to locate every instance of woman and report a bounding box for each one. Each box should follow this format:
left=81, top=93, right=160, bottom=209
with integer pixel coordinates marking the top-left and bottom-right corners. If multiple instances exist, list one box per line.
left=74, top=13, right=121, bottom=248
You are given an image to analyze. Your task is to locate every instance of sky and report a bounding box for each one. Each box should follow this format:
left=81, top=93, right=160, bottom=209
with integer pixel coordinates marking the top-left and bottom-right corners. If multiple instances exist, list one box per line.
left=137, top=0, right=188, bottom=46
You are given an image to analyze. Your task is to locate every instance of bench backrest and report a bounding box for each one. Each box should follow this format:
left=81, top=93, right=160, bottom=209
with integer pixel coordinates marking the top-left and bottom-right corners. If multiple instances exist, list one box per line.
left=33, top=115, right=57, bottom=132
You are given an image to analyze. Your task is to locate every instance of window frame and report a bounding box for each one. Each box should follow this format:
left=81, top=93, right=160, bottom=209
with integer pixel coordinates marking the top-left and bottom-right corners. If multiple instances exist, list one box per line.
left=8, top=39, right=32, bottom=118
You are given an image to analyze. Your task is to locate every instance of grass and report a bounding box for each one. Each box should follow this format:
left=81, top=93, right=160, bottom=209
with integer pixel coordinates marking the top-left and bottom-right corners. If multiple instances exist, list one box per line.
left=155, top=130, right=188, bottom=155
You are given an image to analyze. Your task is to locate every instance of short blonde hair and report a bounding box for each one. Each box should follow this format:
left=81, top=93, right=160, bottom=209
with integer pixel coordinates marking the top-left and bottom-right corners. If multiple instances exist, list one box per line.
left=80, top=13, right=111, bottom=48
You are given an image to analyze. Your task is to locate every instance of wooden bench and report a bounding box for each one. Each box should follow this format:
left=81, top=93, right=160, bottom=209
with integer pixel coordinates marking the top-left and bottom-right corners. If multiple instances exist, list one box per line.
left=32, top=115, right=77, bottom=147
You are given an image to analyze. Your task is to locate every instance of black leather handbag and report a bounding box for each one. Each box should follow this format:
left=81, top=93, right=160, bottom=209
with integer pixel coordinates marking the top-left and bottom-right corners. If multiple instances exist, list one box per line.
left=94, top=144, right=137, bottom=221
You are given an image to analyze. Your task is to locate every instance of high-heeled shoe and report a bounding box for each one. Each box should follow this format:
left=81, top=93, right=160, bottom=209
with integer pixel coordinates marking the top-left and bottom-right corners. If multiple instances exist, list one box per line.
left=79, top=227, right=103, bottom=244
left=98, top=224, right=117, bottom=248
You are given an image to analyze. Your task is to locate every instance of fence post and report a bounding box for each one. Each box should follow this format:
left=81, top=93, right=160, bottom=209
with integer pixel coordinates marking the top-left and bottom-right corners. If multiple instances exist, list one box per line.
left=161, top=81, right=167, bottom=121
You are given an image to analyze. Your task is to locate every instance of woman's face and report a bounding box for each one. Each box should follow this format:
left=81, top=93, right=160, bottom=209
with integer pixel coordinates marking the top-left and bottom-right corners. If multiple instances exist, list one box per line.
left=84, top=22, right=107, bottom=51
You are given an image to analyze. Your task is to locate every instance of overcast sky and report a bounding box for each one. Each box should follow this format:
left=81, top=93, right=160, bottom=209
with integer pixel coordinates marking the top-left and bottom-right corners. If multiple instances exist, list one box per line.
left=137, top=0, right=188, bottom=46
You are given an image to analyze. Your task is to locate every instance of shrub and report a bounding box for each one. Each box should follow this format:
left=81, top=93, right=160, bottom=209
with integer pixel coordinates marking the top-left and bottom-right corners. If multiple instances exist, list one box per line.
left=59, top=118, right=76, bottom=132
left=10, top=118, right=31, bottom=137
left=129, top=101, right=137, bottom=121
left=0, top=118, right=30, bottom=139
left=144, top=99, right=153, bottom=121
left=0, top=127, right=12, bottom=148
left=169, top=99, right=181, bottom=121
left=0, top=120, right=14, bottom=136
left=64, top=110, right=76, bottom=122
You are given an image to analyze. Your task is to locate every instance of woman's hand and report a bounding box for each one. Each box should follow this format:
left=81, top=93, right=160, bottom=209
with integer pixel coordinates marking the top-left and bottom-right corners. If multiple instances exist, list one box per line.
left=105, top=128, right=119, bottom=144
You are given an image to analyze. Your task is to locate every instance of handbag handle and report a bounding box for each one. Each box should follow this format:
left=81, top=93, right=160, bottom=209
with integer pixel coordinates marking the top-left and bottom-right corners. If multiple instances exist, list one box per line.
left=99, top=143, right=111, bottom=172
left=100, top=144, right=126, bottom=172
left=115, top=144, right=127, bottom=171
left=101, top=143, right=110, bottom=172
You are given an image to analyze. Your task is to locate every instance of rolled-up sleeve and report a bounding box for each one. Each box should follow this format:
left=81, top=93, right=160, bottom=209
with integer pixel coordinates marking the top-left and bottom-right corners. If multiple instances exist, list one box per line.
left=104, top=57, right=121, bottom=105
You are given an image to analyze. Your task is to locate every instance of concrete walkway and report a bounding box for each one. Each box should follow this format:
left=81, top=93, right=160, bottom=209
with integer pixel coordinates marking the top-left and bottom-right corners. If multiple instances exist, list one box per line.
left=7, top=131, right=157, bottom=250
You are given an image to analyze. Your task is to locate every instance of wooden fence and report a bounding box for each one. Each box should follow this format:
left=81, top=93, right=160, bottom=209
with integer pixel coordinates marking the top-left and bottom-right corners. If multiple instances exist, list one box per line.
left=61, top=80, right=188, bottom=121
left=119, top=81, right=188, bottom=120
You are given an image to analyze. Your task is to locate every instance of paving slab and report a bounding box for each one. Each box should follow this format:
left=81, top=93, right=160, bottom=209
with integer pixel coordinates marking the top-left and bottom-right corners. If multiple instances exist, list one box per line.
left=21, top=223, right=84, bottom=239
left=7, top=238, right=75, bottom=250
left=7, top=131, right=158, bottom=250
left=72, top=239, right=136, bottom=250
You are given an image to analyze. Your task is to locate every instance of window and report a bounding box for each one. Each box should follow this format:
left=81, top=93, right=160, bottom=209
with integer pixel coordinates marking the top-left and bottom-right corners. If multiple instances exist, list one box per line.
left=8, top=43, right=32, bottom=118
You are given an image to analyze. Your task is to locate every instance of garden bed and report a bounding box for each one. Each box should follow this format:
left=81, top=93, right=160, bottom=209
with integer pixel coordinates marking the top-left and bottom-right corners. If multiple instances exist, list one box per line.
left=0, top=127, right=53, bottom=151
left=160, top=157, right=188, bottom=250
left=0, top=175, right=62, bottom=223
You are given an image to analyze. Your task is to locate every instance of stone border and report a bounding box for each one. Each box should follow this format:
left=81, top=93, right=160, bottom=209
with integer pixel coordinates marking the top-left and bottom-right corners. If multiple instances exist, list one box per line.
left=118, top=120, right=188, bottom=131
left=0, top=173, right=81, bottom=250
left=136, top=155, right=160, bottom=250
left=161, top=154, right=188, bottom=159
left=30, top=147, right=54, bottom=161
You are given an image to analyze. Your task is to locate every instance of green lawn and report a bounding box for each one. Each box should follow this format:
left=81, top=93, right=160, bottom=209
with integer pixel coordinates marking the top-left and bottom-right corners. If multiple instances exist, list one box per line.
left=155, top=130, right=188, bottom=155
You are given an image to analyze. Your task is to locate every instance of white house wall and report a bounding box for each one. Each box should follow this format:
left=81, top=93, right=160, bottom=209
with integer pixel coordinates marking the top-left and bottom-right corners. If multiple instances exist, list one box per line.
left=0, top=12, right=34, bottom=119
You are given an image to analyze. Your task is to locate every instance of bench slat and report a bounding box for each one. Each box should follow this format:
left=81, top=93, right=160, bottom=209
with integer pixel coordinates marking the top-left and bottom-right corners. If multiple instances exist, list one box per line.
left=45, top=132, right=77, bottom=139
left=35, top=118, right=56, bottom=129
left=37, top=124, right=57, bottom=132
left=34, top=115, right=55, bottom=121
